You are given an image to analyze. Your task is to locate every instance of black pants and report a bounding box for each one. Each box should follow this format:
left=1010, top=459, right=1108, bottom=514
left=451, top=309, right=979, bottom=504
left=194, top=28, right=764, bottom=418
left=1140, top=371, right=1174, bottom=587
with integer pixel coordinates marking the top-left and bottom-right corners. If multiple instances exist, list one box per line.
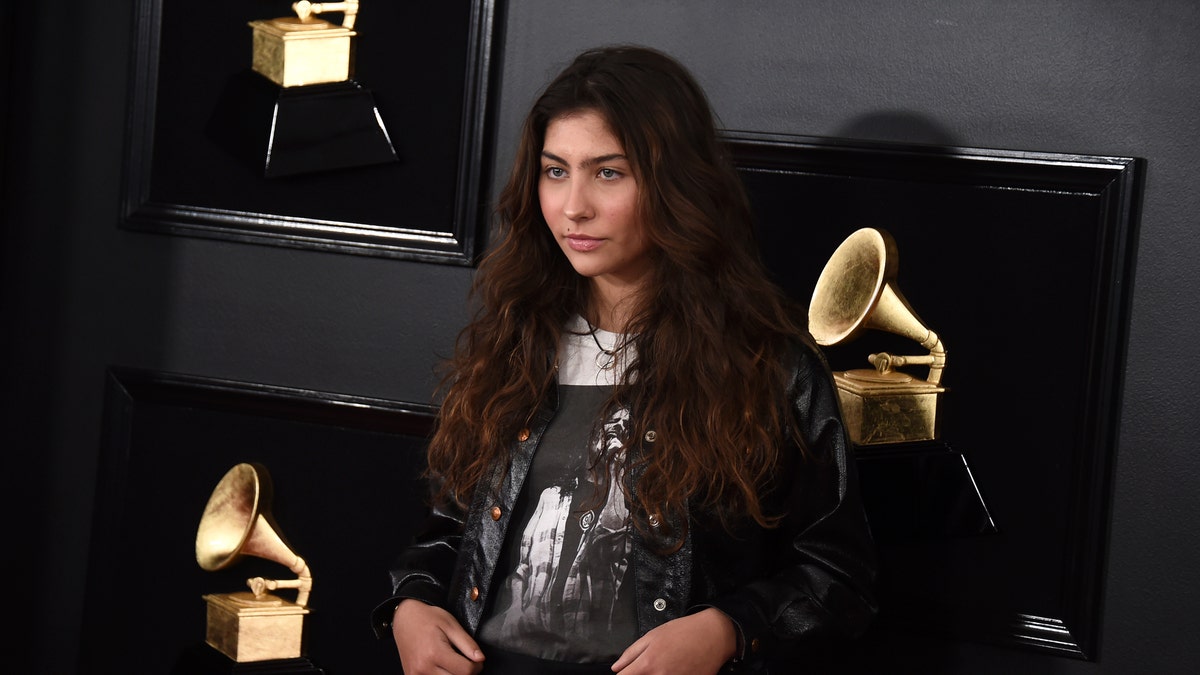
left=478, top=644, right=616, bottom=675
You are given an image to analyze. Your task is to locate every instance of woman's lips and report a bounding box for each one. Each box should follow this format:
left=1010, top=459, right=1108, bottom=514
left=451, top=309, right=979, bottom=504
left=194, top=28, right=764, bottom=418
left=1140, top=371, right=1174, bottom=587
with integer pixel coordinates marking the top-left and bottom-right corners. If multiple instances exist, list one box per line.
left=566, top=235, right=603, bottom=252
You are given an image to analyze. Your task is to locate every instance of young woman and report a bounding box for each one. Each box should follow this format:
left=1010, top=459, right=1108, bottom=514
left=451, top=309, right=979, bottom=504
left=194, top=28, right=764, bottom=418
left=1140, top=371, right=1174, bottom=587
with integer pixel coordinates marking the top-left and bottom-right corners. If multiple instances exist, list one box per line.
left=372, top=45, right=878, bottom=674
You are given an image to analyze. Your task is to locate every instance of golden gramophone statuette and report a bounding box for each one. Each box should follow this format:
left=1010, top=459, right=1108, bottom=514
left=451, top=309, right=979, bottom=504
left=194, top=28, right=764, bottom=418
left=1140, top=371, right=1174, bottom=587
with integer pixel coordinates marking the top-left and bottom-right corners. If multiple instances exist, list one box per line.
left=195, top=463, right=313, bottom=662
left=249, top=1, right=360, bottom=87
left=809, top=227, right=948, bottom=446
left=208, top=0, right=395, bottom=177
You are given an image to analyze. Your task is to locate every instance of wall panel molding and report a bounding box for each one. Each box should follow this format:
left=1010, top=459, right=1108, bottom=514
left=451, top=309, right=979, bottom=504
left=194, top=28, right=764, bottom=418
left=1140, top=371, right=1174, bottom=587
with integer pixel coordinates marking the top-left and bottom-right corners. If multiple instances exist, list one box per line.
left=81, top=367, right=436, bottom=673
left=726, top=130, right=1143, bottom=660
left=121, top=0, right=503, bottom=264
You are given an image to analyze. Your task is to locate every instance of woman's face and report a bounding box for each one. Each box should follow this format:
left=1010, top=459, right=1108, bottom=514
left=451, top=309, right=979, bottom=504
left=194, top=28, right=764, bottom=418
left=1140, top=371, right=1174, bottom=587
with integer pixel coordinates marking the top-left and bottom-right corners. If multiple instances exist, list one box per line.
left=539, top=110, right=653, bottom=300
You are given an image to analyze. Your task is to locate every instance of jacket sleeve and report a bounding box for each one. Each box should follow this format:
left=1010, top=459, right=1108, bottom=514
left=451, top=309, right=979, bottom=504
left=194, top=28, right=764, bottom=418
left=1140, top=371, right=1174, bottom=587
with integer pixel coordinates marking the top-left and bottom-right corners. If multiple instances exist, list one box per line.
left=369, top=494, right=468, bottom=639
left=707, top=341, right=879, bottom=667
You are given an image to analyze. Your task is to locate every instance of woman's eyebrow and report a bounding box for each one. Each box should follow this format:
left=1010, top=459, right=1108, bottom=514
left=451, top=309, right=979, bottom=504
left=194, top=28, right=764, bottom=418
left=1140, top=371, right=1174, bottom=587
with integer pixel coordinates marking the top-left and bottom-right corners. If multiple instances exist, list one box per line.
left=541, top=151, right=628, bottom=168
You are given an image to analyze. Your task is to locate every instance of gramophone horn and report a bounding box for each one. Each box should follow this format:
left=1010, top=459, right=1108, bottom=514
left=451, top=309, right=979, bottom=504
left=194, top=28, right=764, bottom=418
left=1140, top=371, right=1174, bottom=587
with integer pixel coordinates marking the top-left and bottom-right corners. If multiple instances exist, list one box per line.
left=195, top=463, right=311, bottom=606
left=809, top=227, right=946, bottom=385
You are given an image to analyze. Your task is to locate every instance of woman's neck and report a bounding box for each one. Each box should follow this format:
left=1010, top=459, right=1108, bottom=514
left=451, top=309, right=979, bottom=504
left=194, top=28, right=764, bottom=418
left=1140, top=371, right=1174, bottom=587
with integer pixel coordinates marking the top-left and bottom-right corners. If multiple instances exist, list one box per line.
left=588, top=278, right=643, bottom=333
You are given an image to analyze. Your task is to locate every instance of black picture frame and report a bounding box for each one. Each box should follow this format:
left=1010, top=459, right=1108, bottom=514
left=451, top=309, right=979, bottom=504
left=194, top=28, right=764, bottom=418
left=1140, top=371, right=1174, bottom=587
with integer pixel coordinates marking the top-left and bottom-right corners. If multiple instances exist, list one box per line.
left=727, top=130, right=1143, bottom=660
left=81, top=368, right=439, bottom=673
left=121, top=0, right=502, bottom=264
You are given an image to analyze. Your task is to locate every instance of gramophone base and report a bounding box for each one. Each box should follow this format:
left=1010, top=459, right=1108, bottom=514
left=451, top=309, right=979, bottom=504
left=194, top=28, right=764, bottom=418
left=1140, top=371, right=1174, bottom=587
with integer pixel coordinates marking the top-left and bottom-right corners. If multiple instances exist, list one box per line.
left=249, top=19, right=356, bottom=88
left=834, top=371, right=945, bottom=446
left=203, top=592, right=310, bottom=663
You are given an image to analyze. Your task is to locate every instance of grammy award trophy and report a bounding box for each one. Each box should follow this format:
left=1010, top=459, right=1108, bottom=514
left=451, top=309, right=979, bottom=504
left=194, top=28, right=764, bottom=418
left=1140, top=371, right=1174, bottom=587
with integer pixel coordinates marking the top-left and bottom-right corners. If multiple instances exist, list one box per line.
left=195, top=463, right=316, bottom=666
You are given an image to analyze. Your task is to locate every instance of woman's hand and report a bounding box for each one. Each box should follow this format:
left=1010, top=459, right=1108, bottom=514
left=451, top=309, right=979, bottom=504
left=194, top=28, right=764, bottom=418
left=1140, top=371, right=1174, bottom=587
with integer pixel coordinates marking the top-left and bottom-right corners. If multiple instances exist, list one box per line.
left=611, top=607, right=737, bottom=674
left=391, top=599, right=485, bottom=675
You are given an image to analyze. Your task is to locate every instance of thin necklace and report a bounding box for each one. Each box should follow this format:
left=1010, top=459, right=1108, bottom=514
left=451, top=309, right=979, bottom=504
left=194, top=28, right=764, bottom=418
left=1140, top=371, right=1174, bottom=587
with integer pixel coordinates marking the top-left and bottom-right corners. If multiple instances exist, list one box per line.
left=587, top=321, right=618, bottom=371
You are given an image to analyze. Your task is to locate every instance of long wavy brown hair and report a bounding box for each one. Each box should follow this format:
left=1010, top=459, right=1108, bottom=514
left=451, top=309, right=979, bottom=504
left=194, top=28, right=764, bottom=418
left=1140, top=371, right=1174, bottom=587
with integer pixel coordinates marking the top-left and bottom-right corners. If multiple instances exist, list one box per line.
left=426, top=45, right=812, bottom=541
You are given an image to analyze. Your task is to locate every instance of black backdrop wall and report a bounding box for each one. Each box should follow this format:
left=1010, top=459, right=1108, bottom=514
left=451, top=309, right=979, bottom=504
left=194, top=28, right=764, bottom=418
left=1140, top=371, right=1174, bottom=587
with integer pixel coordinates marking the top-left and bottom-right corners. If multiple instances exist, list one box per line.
left=6, top=1, right=1200, bottom=673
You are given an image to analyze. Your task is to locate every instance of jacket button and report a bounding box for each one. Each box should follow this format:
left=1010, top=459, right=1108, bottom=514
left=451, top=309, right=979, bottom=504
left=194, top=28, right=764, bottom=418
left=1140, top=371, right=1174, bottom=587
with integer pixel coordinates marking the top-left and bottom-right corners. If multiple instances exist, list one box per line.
left=490, top=505, right=502, bottom=521
left=653, top=598, right=666, bottom=611
left=750, top=637, right=761, bottom=653
left=648, top=514, right=661, bottom=528
left=644, top=430, right=657, bottom=443
left=517, top=428, right=530, bottom=442
left=470, top=586, right=480, bottom=602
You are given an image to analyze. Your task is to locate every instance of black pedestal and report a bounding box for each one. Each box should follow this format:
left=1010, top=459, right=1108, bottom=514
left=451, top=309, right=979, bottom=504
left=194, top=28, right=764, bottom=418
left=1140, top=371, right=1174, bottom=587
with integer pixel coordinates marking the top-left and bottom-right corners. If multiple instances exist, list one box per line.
left=172, top=644, right=325, bottom=675
left=855, top=440, right=996, bottom=542
left=206, top=70, right=398, bottom=178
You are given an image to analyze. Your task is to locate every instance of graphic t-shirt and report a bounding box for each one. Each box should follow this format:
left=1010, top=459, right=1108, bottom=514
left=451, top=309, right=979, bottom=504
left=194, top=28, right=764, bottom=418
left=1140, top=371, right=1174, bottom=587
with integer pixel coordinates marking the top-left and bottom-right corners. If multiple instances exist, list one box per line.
left=476, top=316, right=638, bottom=662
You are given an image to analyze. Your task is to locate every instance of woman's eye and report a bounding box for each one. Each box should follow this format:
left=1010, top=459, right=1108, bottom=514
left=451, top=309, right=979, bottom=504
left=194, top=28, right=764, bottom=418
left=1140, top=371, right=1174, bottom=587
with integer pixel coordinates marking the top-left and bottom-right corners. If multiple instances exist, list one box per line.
left=599, top=168, right=619, bottom=180
left=545, top=166, right=565, bottom=178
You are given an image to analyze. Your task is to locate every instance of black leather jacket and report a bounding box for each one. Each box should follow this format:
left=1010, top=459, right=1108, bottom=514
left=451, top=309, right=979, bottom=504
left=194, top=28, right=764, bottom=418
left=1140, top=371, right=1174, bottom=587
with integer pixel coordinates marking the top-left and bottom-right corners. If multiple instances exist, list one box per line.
left=372, top=341, right=878, bottom=671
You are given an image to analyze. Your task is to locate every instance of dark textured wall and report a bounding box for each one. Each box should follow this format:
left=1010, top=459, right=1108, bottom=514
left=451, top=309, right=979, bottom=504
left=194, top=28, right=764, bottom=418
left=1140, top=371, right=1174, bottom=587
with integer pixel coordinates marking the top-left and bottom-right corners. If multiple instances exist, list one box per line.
left=7, top=1, right=1199, bottom=673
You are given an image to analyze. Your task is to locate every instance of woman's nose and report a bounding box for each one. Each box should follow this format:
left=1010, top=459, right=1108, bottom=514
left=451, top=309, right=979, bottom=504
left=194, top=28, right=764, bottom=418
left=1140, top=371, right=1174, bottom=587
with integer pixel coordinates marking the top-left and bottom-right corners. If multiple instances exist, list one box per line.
left=563, top=180, right=594, bottom=221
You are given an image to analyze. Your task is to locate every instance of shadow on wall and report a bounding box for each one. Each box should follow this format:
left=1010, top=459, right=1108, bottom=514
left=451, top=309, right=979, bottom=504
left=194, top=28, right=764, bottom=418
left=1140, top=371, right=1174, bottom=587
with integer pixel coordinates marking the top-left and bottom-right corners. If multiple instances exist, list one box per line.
left=835, top=109, right=962, bottom=147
